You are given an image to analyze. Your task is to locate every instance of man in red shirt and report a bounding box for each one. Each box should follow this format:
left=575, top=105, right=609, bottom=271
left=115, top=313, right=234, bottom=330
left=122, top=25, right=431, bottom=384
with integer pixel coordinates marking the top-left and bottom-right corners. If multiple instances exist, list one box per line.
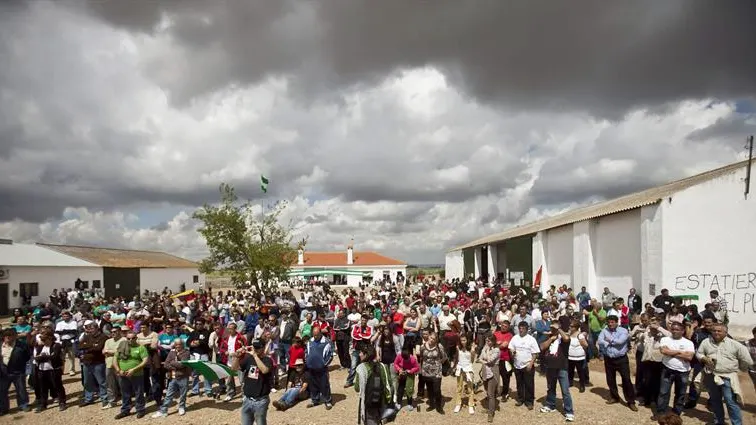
left=493, top=320, right=514, bottom=402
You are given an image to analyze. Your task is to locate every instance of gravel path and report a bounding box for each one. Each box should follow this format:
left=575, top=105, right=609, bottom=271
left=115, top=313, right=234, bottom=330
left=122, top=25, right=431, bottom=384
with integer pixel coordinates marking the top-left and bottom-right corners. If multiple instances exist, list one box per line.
left=6, top=361, right=755, bottom=425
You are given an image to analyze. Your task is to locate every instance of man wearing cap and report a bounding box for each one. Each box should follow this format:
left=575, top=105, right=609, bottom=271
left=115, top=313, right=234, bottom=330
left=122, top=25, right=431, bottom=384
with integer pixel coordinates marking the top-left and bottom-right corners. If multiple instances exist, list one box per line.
left=272, top=358, right=309, bottom=411
left=232, top=339, right=273, bottom=425
left=78, top=319, right=108, bottom=407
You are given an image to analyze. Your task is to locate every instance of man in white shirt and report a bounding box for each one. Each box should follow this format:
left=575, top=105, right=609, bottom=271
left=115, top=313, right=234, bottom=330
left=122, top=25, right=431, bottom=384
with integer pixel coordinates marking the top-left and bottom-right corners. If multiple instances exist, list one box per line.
left=509, top=322, right=540, bottom=410
left=656, top=322, right=694, bottom=417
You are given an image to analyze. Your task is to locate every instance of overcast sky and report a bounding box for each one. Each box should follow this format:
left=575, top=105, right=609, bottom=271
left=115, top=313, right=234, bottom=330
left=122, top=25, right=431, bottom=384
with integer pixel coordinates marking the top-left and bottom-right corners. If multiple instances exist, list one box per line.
left=1, top=1, right=755, bottom=264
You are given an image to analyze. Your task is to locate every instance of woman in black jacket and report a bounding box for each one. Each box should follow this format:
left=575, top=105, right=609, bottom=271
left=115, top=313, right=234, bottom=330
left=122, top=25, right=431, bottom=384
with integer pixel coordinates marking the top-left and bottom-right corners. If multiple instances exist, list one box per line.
left=33, top=330, right=66, bottom=412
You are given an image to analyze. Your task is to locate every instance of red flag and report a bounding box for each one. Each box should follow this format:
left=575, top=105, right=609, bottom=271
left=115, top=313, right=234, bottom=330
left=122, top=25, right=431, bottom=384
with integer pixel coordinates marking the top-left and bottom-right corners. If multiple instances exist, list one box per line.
left=534, top=265, right=543, bottom=287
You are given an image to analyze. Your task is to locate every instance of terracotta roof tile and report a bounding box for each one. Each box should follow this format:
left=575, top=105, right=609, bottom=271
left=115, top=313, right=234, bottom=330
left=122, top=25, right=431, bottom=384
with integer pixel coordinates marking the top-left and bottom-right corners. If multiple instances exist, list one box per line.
left=37, top=243, right=198, bottom=268
left=297, top=251, right=405, bottom=267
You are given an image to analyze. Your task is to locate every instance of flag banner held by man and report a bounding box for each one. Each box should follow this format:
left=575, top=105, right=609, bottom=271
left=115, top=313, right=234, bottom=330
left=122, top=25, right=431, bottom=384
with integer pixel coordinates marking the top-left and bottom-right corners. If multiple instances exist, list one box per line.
left=181, top=360, right=235, bottom=381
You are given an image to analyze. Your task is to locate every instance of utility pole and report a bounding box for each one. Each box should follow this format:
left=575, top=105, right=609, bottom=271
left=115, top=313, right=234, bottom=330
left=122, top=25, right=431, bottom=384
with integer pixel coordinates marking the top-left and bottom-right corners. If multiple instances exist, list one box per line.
left=746, top=135, right=754, bottom=199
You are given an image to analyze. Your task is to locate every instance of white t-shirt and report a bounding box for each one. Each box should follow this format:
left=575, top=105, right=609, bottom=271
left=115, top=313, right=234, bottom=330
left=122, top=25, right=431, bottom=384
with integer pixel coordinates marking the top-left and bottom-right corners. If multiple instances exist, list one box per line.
left=660, top=336, right=694, bottom=372
left=509, top=334, right=541, bottom=369
left=568, top=333, right=587, bottom=360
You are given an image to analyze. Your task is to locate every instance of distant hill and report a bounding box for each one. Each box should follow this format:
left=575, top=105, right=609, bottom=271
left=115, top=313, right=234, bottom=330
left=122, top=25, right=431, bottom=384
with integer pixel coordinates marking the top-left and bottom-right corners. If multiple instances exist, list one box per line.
left=408, top=264, right=443, bottom=269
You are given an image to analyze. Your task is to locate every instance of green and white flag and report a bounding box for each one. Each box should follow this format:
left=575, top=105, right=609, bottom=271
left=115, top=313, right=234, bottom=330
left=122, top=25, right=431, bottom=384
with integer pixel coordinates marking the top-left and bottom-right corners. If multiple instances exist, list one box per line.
left=181, top=360, right=235, bottom=381
left=260, top=175, right=269, bottom=193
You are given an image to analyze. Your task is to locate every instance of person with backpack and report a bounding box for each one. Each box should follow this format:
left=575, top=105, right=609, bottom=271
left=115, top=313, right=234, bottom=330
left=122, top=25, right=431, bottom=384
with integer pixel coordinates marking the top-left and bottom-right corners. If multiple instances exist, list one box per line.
left=354, top=344, right=394, bottom=425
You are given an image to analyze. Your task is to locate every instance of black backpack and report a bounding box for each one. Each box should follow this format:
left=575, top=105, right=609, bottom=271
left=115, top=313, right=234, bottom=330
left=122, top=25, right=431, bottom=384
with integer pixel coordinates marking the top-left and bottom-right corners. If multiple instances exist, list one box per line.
left=364, top=362, right=384, bottom=409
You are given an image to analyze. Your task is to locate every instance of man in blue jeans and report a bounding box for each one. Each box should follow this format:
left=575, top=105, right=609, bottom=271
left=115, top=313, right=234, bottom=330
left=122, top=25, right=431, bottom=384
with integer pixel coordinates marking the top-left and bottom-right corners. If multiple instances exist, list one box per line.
left=539, top=322, right=575, bottom=422
left=232, top=339, right=273, bottom=425
left=78, top=320, right=108, bottom=407
left=656, top=322, right=694, bottom=417
left=0, top=328, right=31, bottom=415
left=152, top=338, right=191, bottom=418
left=272, top=358, right=309, bottom=411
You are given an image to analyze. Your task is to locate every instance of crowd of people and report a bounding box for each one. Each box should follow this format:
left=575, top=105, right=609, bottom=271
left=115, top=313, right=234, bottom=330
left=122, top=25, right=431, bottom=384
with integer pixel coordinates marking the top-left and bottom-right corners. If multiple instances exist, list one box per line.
left=1, top=279, right=754, bottom=425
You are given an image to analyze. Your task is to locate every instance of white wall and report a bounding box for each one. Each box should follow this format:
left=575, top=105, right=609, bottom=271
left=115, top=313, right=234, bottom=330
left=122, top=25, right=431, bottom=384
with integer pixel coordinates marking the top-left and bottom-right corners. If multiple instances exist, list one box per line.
left=4, top=266, right=103, bottom=310
left=444, top=250, right=464, bottom=281
left=338, top=266, right=407, bottom=287
left=640, top=204, right=664, bottom=306
left=662, top=168, right=756, bottom=337
left=594, top=209, right=642, bottom=298
left=545, top=225, right=573, bottom=288
left=532, top=232, right=547, bottom=294
left=573, top=220, right=597, bottom=296
left=139, top=268, right=203, bottom=294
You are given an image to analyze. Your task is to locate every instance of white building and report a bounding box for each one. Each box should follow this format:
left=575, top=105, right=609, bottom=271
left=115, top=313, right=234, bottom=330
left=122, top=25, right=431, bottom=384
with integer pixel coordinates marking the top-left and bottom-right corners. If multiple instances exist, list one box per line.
left=0, top=241, right=103, bottom=314
left=289, top=243, right=407, bottom=287
left=447, top=159, right=756, bottom=337
left=0, top=241, right=204, bottom=314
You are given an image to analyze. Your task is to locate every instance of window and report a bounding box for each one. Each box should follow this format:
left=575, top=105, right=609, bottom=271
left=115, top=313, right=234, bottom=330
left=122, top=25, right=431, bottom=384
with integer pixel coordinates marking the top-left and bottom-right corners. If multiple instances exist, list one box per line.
left=19, top=282, right=39, bottom=297
left=92, top=280, right=101, bottom=289
left=193, top=275, right=199, bottom=283
left=81, top=280, right=89, bottom=289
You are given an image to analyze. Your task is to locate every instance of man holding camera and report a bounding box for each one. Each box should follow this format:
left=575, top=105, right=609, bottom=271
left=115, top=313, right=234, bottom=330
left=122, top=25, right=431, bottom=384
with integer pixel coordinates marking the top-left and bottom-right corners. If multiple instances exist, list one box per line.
left=231, top=339, right=273, bottom=425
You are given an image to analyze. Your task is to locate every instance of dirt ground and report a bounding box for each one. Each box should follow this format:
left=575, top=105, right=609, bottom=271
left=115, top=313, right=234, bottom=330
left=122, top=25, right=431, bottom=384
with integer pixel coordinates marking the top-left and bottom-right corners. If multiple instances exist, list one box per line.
left=5, top=360, right=755, bottom=425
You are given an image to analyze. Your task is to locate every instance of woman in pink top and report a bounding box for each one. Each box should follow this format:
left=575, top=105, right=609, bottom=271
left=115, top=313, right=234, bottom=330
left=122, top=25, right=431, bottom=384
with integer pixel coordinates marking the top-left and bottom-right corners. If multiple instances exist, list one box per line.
left=393, top=348, right=420, bottom=411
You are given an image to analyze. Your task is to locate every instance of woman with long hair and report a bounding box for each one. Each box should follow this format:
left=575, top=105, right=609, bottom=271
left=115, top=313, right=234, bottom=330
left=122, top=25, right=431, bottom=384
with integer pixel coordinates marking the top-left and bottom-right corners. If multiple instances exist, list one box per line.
left=377, top=324, right=398, bottom=403
left=451, top=334, right=476, bottom=414
left=478, top=334, right=500, bottom=423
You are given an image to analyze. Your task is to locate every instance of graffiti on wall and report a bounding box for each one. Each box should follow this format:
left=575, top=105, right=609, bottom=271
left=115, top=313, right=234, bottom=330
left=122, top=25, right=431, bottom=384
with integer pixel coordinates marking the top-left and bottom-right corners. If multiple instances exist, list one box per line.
left=674, top=272, right=756, bottom=314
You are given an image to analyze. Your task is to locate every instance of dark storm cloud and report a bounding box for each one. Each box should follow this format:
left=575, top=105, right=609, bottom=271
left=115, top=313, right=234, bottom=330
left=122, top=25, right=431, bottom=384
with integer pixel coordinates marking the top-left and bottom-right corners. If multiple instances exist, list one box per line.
left=80, top=0, right=756, bottom=116
left=686, top=116, right=756, bottom=144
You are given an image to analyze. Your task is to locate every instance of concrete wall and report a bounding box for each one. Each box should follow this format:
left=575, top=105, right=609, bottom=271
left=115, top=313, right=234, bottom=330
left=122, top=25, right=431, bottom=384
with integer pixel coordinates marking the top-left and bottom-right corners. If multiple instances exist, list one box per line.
left=545, top=225, right=573, bottom=288
left=661, top=168, right=756, bottom=337
left=640, top=204, right=664, bottom=306
left=444, top=250, right=464, bottom=281
left=4, top=266, right=103, bottom=309
left=139, top=268, right=203, bottom=294
left=594, top=209, right=642, bottom=298
left=573, top=220, right=597, bottom=296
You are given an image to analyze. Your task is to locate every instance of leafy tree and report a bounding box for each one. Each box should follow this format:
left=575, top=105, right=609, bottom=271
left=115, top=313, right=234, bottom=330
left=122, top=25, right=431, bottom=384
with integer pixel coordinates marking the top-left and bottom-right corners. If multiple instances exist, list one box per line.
left=193, top=183, right=304, bottom=291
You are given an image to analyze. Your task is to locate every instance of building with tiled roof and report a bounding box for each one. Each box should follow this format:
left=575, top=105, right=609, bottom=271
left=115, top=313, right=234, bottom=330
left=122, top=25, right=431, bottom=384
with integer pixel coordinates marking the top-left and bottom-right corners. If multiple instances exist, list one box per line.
left=0, top=240, right=203, bottom=314
left=445, top=158, right=756, bottom=338
left=289, top=242, right=407, bottom=286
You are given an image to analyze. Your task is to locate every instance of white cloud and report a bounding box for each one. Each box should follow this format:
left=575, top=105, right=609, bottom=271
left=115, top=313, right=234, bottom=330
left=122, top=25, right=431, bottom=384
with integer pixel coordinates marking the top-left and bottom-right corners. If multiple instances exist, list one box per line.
left=0, top=2, right=752, bottom=264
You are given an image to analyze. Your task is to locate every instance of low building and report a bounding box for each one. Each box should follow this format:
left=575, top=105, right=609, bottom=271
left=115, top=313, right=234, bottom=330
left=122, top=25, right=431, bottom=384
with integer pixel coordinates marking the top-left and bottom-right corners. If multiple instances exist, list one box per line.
left=447, top=159, right=756, bottom=337
left=289, top=243, right=407, bottom=286
left=0, top=240, right=204, bottom=314
left=0, top=241, right=103, bottom=314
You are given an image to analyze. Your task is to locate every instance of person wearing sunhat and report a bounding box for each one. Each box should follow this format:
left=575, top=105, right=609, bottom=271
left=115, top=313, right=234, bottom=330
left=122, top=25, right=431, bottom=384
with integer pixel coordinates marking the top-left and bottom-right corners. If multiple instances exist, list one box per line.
left=272, top=358, right=309, bottom=411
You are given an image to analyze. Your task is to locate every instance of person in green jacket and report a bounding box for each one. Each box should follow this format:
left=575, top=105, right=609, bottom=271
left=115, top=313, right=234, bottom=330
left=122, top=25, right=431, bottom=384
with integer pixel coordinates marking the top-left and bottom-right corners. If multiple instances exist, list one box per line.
left=586, top=302, right=607, bottom=359
left=354, top=344, right=394, bottom=425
